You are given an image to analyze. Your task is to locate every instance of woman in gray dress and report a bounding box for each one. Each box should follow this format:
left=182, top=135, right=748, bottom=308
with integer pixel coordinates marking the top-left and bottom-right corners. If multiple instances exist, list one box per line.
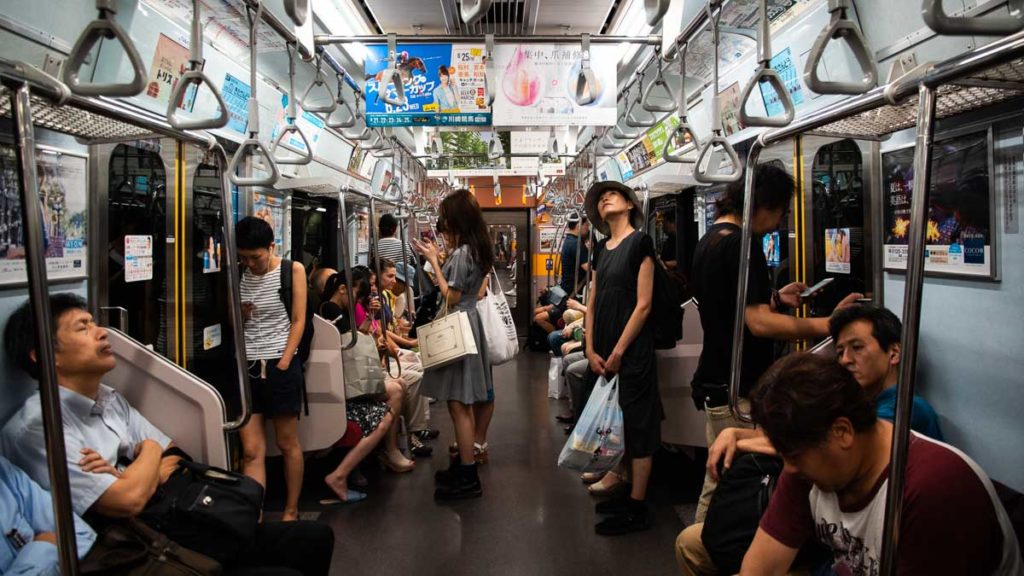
left=412, top=189, right=494, bottom=500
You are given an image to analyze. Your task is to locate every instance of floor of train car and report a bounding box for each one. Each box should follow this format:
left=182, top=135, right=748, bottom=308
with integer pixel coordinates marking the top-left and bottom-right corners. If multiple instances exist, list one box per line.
left=263, top=351, right=705, bottom=575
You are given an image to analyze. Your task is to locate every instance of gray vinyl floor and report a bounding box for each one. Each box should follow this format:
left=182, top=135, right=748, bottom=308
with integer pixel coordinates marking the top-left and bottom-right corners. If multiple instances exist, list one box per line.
left=268, top=351, right=704, bottom=576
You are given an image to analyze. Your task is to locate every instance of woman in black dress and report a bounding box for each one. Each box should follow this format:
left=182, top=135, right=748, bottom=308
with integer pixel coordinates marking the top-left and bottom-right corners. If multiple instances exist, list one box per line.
left=582, top=181, right=662, bottom=536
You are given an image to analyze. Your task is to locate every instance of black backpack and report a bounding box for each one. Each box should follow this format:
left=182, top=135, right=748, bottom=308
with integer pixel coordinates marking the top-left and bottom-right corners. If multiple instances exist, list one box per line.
left=278, top=259, right=314, bottom=365
left=651, top=255, right=685, bottom=349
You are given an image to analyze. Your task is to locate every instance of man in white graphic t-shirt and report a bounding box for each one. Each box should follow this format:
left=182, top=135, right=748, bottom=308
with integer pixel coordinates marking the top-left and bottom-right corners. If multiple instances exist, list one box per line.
left=739, top=353, right=1021, bottom=576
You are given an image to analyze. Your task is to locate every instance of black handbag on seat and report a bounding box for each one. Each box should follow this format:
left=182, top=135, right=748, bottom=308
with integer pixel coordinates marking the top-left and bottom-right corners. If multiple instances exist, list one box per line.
left=140, top=458, right=263, bottom=565
left=80, top=517, right=222, bottom=575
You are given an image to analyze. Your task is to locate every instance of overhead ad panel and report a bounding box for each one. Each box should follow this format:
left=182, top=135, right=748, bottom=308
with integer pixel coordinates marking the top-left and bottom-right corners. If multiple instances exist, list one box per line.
left=364, top=43, right=491, bottom=127
left=492, top=44, right=618, bottom=127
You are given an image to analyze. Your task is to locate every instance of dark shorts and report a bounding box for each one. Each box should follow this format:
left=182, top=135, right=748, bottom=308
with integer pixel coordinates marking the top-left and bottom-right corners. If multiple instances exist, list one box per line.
left=249, top=358, right=303, bottom=417
left=547, top=304, right=567, bottom=326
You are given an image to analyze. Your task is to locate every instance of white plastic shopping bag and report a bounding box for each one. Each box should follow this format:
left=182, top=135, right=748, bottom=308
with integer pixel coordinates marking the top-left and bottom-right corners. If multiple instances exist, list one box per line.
left=557, top=375, right=625, bottom=475
left=476, top=271, right=518, bottom=365
left=547, top=356, right=565, bottom=399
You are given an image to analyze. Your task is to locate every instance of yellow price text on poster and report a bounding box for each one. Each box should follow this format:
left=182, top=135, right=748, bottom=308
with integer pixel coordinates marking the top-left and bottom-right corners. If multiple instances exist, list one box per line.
left=470, top=48, right=483, bottom=57
left=423, top=103, right=439, bottom=112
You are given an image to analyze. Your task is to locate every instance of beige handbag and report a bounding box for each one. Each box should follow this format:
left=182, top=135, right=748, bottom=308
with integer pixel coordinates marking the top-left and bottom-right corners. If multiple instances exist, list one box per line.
left=418, top=293, right=478, bottom=370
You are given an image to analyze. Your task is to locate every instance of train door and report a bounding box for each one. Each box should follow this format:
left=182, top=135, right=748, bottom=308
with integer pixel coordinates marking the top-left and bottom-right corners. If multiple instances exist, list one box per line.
left=291, top=192, right=339, bottom=274
left=482, top=210, right=530, bottom=336
left=91, top=139, right=174, bottom=356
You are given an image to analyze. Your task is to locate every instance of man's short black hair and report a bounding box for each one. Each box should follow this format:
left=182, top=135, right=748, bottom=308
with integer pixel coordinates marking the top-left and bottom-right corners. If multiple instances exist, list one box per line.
left=829, top=304, right=902, bottom=350
left=716, top=163, right=794, bottom=218
left=379, top=213, right=398, bottom=238
left=5, top=293, right=89, bottom=380
left=379, top=258, right=396, bottom=271
left=236, top=216, right=274, bottom=250
left=751, top=352, right=877, bottom=456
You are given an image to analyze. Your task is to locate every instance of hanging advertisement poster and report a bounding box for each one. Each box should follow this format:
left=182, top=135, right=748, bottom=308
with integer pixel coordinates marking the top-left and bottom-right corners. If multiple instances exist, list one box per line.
left=252, top=192, right=286, bottom=254
left=145, top=34, right=199, bottom=111
left=763, top=231, right=781, bottom=268
left=719, top=82, right=744, bottom=136
left=269, top=94, right=326, bottom=157
left=824, top=228, right=851, bottom=274
left=0, top=144, right=88, bottom=286
left=509, top=131, right=566, bottom=175
left=882, top=129, right=996, bottom=279
left=124, top=235, right=153, bottom=283
left=539, top=226, right=561, bottom=253
left=493, top=43, right=618, bottom=127
left=364, top=43, right=490, bottom=127
left=221, top=73, right=251, bottom=134
left=759, top=47, right=805, bottom=117
left=355, top=210, right=370, bottom=254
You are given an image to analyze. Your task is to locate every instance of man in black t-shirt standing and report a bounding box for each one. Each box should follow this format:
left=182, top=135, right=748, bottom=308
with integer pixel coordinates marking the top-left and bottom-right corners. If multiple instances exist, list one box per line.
left=690, top=164, right=860, bottom=523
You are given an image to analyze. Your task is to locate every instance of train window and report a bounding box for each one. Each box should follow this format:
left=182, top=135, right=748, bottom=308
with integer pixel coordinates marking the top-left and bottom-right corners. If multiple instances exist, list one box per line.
left=810, top=139, right=867, bottom=315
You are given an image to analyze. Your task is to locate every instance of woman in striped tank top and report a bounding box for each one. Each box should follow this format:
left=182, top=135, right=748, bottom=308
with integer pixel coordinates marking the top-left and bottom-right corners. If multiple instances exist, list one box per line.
left=236, top=216, right=307, bottom=522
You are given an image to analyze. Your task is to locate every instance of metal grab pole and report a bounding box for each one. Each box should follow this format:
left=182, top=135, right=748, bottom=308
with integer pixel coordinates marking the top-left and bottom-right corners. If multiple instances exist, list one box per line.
left=211, top=143, right=251, bottom=431
left=397, top=208, right=415, bottom=318
left=879, top=84, right=938, bottom=576
left=337, top=189, right=359, bottom=349
left=9, top=83, right=80, bottom=575
left=727, top=142, right=763, bottom=424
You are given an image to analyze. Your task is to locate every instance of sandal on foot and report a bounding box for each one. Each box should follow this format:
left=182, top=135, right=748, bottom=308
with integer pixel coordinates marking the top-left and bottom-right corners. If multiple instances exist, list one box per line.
left=580, top=471, right=604, bottom=485
left=319, top=490, right=367, bottom=505
left=587, top=471, right=629, bottom=497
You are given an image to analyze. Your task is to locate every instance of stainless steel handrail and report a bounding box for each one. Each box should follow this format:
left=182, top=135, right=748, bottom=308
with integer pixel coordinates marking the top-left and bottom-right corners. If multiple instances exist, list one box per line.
left=63, top=0, right=147, bottom=97
left=803, top=0, right=878, bottom=95
left=271, top=43, right=314, bottom=166
left=299, top=54, right=338, bottom=114
left=337, top=189, right=359, bottom=350
left=167, top=0, right=230, bottom=130
left=0, top=58, right=70, bottom=105
left=737, top=0, right=795, bottom=127
left=922, top=0, right=1023, bottom=35
left=229, top=2, right=280, bottom=187
left=5, top=80, right=80, bottom=575
left=317, top=34, right=661, bottom=45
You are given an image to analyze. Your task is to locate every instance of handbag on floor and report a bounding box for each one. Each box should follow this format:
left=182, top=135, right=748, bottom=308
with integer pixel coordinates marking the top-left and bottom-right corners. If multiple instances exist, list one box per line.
left=80, top=518, right=222, bottom=575
left=477, top=270, right=519, bottom=365
left=418, top=293, right=478, bottom=370
left=558, top=375, right=624, bottom=475
left=547, top=356, right=566, bottom=399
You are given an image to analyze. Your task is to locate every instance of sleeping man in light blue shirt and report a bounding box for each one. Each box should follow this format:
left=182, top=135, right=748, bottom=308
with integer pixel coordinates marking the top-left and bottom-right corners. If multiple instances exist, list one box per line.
left=0, top=456, right=95, bottom=575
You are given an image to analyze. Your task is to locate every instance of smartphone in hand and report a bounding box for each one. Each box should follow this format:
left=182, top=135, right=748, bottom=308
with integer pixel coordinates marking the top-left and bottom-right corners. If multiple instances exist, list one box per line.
left=800, top=277, right=835, bottom=299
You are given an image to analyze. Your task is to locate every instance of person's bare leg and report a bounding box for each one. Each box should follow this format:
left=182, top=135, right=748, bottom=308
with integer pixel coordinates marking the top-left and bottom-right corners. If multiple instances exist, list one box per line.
left=630, top=456, right=653, bottom=501
left=239, top=414, right=267, bottom=488
left=383, top=379, right=408, bottom=458
left=448, top=401, right=476, bottom=465
left=325, top=411, right=393, bottom=500
left=473, top=401, right=494, bottom=447
left=272, top=415, right=304, bottom=521
left=533, top=311, right=556, bottom=333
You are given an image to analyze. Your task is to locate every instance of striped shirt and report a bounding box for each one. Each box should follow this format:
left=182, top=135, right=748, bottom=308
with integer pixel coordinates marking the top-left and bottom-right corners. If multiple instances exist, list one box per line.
left=240, top=261, right=291, bottom=360
left=377, top=236, right=415, bottom=267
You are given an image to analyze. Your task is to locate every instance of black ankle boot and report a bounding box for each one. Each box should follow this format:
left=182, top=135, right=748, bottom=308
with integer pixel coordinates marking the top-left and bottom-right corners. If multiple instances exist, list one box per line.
left=434, top=463, right=482, bottom=501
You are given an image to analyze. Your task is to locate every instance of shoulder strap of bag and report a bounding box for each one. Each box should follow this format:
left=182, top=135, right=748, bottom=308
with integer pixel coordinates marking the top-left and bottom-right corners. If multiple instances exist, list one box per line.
left=279, top=258, right=293, bottom=318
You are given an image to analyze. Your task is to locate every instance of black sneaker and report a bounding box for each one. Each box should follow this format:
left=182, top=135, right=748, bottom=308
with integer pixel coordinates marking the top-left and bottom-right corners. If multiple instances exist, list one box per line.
left=414, top=429, right=441, bottom=441
left=434, top=464, right=482, bottom=501
left=595, top=495, right=631, bottom=515
left=409, top=434, right=434, bottom=457
left=595, top=505, right=653, bottom=536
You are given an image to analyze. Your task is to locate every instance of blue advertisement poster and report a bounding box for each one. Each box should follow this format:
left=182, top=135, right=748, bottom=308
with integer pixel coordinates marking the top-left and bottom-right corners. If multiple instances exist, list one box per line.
left=758, top=47, right=805, bottom=118
left=221, top=73, right=250, bottom=134
left=364, top=43, right=491, bottom=127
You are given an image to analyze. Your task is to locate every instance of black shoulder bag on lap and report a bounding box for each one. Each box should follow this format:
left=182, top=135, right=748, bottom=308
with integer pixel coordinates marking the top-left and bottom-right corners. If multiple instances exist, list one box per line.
left=140, top=450, right=264, bottom=565
left=80, top=517, right=222, bottom=575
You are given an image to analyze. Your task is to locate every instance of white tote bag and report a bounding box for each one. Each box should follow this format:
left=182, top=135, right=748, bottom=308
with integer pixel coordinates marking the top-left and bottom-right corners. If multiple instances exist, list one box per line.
left=476, top=271, right=519, bottom=365
left=418, top=296, right=478, bottom=370
left=547, top=356, right=565, bottom=399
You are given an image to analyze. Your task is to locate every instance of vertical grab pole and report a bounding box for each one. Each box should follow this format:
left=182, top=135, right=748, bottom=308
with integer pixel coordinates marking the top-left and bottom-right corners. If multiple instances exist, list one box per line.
left=727, top=141, right=763, bottom=423
left=398, top=207, right=415, bottom=318
left=337, top=190, right=359, bottom=349
left=9, top=83, right=80, bottom=575
left=878, top=84, right=938, bottom=576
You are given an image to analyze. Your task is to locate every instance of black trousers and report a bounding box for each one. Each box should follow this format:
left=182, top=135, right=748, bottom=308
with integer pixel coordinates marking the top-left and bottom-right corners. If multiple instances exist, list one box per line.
left=227, top=521, right=334, bottom=576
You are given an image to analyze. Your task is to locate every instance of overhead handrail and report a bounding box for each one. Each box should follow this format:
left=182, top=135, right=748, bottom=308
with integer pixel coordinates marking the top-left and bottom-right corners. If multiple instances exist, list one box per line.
left=484, top=34, right=496, bottom=107
left=378, top=34, right=407, bottom=107
left=0, top=57, right=71, bottom=105
left=6, top=80, right=81, bottom=576
left=803, top=0, right=878, bottom=95
left=461, top=0, right=492, bottom=25
left=326, top=74, right=357, bottom=128
left=229, top=2, right=280, bottom=187
left=737, top=0, right=795, bottom=127
left=300, top=54, right=338, bottom=114
left=922, top=0, right=1024, bottom=35
left=694, top=1, right=742, bottom=184
left=664, top=43, right=700, bottom=163
left=574, top=34, right=600, bottom=106
left=64, top=0, right=147, bottom=97
left=640, top=48, right=676, bottom=113
left=625, top=72, right=658, bottom=127
left=272, top=43, right=314, bottom=165
left=168, top=0, right=230, bottom=130
left=284, top=0, right=309, bottom=26
left=645, top=0, right=671, bottom=26
left=336, top=189, right=360, bottom=350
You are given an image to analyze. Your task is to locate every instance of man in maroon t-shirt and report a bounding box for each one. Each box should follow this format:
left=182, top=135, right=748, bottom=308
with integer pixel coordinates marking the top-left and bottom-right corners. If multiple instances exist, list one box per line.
left=740, top=353, right=1021, bottom=576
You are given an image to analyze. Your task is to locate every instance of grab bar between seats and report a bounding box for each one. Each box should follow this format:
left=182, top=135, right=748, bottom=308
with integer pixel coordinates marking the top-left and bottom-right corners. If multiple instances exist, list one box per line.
left=64, top=0, right=147, bottom=97
left=272, top=43, right=314, bottom=166
left=168, top=0, right=230, bottom=130
left=738, top=0, right=795, bottom=127
left=922, top=0, right=1024, bottom=35
left=229, top=2, right=280, bottom=187
left=300, top=54, right=338, bottom=114
left=803, top=0, right=878, bottom=95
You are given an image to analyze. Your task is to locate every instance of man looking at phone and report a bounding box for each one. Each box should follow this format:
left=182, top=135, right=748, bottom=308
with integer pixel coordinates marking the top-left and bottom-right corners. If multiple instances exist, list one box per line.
left=690, top=164, right=861, bottom=522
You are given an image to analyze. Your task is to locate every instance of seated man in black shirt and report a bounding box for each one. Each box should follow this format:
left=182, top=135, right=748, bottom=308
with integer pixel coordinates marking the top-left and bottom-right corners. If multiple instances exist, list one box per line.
left=534, top=213, right=589, bottom=333
left=690, top=164, right=861, bottom=522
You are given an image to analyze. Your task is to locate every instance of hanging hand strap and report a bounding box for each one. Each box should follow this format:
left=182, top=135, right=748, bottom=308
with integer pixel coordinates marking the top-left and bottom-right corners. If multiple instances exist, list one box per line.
left=737, top=0, right=795, bottom=127
left=229, top=2, right=279, bottom=187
